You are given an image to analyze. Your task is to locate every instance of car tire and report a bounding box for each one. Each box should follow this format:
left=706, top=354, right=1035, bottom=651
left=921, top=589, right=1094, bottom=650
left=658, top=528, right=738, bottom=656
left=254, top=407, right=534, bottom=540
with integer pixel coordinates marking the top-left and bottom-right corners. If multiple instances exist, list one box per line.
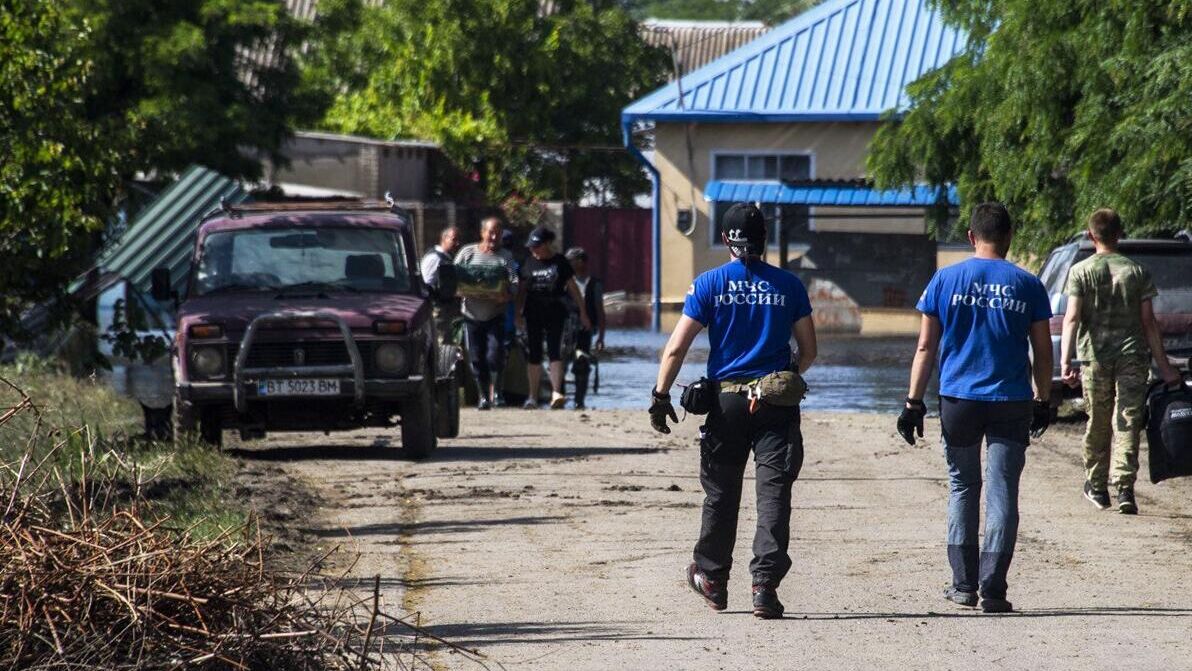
left=401, top=381, right=437, bottom=459
left=173, top=396, right=223, bottom=449
left=142, top=404, right=173, bottom=442
left=435, top=376, right=460, bottom=439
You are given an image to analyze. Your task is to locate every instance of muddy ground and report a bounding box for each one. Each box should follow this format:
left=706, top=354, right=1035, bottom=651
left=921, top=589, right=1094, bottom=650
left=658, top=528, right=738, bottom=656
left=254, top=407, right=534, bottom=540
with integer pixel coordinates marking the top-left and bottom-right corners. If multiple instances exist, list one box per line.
left=230, top=409, right=1192, bottom=670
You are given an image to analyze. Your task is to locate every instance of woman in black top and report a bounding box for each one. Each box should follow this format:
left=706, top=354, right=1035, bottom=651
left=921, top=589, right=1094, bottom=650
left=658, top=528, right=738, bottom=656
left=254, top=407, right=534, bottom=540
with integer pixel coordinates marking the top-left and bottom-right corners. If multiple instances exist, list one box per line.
left=515, top=227, right=591, bottom=408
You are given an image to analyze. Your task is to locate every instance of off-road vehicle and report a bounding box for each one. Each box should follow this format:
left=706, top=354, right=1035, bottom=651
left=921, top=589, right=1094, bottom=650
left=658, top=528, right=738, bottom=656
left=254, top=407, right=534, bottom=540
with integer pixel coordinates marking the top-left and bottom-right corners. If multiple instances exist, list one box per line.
left=153, top=199, right=460, bottom=457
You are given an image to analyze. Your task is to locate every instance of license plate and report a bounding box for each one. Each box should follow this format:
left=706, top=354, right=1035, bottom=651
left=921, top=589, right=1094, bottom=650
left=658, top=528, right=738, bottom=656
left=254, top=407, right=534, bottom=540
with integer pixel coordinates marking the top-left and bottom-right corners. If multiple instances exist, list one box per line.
left=257, top=379, right=341, bottom=396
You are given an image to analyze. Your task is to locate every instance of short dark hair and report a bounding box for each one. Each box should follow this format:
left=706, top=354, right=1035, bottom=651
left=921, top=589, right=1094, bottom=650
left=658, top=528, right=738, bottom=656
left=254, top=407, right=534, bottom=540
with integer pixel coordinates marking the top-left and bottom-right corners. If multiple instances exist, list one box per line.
left=969, top=202, right=1013, bottom=244
left=1087, top=208, right=1122, bottom=241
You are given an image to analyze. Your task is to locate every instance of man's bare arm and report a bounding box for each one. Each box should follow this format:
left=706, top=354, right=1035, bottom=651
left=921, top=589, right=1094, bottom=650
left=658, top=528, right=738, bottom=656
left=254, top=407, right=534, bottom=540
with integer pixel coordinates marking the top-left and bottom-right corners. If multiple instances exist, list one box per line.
left=1060, top=295, right=1081, bottom=386
left=907, top=315, right=941, bottom=402
left=792, top=316, right=817, bottom=374
left=655, top=316, right=703, bottom=395
left=1141, top=298, right=1182, bottom=384
left=1029, top=320, right=1053, bottom=401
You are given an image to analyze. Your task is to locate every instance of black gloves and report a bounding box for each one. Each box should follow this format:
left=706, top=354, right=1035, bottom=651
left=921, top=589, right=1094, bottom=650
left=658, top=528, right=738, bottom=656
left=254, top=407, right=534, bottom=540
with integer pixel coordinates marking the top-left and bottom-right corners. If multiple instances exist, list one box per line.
left=1030, top=399, right=1052, bottom=438
left=897, top=398, right=926, bottom=445
left=649, top=389, right=679, bottom=434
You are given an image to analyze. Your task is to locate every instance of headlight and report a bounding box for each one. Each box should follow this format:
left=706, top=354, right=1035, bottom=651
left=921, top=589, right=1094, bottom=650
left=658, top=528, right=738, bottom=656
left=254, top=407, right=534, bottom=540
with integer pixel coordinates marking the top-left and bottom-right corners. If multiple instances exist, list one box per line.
left=374, top=343, right=408, bottom=375
left=191, top=346, right=224, bottom=378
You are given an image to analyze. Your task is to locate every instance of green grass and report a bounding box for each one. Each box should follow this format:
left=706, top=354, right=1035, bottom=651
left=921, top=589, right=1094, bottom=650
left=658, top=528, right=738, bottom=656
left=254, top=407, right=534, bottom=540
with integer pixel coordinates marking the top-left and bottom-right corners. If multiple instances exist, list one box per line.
left=0, top=357, right=246, bottom=541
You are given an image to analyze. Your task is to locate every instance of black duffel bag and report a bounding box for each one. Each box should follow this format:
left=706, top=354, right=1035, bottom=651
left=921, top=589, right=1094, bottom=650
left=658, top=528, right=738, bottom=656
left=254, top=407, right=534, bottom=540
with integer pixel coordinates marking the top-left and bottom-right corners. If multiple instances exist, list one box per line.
left=1146, top=375, right=1192, bottom=484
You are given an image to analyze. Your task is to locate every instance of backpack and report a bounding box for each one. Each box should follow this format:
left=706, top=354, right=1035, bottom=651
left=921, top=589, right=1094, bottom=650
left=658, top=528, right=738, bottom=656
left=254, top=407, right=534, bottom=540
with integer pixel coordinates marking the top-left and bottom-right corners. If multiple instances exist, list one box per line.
left=1146, top=377, right=1192, bottom=484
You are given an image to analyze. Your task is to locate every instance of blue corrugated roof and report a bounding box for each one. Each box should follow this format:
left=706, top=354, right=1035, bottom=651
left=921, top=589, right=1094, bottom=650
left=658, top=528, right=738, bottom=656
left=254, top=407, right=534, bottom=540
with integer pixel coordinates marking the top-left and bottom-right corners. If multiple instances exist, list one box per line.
left=97, top=165, right=248, bottom=295
left=704, top=180, right=956, bottom=206
left=623, top=0, right=967, bottom=122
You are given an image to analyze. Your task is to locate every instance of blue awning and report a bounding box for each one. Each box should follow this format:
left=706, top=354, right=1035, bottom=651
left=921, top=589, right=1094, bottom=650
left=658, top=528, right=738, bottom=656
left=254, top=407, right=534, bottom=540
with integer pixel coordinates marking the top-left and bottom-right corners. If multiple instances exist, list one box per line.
left=704, top=181, right=957, bottom=207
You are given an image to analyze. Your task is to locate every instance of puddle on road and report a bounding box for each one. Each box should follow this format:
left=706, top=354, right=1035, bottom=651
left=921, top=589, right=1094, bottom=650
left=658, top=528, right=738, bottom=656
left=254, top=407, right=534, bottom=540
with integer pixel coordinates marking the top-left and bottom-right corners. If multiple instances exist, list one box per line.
left=585, top=330, right=936, bottom=414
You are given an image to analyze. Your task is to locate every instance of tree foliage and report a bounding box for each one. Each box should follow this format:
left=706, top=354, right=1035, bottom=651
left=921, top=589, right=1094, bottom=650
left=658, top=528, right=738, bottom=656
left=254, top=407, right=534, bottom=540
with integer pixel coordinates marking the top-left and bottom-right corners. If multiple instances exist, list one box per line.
left=1, top=0, right=120, bottom=332
left=1, top=0, right=351, bottom=334
left=318, top=0, right=669, bottom=205
left=625, top=0, right=819, bottom=24
left=869, top=1, right=1192, bottom=257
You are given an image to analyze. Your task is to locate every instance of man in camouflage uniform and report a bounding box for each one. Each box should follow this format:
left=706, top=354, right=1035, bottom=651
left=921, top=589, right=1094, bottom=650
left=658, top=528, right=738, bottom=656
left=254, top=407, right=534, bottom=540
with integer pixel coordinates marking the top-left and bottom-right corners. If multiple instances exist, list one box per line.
left=1060, top=208, right=1182, bottom=514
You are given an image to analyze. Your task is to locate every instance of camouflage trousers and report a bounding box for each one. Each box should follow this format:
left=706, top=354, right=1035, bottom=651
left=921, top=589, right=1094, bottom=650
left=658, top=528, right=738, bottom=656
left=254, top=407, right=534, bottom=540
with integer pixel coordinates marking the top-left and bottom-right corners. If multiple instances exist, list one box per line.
left=1082, top=356, right=1150, bottom=489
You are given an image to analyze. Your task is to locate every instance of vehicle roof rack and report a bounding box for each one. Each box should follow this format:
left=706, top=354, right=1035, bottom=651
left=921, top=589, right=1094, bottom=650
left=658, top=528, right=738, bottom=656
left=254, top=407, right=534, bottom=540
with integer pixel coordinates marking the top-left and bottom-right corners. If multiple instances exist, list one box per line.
left=202, top=192, right=411, bottom=221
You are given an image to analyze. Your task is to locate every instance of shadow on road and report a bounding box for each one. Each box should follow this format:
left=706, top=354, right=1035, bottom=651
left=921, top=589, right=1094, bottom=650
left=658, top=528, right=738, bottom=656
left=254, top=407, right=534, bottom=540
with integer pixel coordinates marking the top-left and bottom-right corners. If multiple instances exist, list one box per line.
left=416, top=620, right=701, bottom=647
left=777, top=606, right=1192, bottom=621
left=227, top=444, right=664, bottom=462
left=303, top=515, right=570, bottom=538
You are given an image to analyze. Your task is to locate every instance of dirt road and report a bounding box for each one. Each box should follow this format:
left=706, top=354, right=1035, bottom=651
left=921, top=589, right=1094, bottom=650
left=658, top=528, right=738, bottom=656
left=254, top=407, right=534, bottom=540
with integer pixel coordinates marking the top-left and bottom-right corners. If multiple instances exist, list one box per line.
left=235, top=410, right=1192, bottom=670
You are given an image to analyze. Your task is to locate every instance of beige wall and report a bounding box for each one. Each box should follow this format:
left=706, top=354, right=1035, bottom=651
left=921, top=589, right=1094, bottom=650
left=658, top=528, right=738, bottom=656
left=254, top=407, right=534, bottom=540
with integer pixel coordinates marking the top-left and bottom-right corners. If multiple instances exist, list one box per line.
left=652, top=121, right=926, bottom=311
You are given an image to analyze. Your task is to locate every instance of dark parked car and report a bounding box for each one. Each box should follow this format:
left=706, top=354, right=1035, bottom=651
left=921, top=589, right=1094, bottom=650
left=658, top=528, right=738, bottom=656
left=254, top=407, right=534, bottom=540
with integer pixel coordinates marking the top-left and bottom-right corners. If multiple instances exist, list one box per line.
left=1037, top=232, right=1192, bottom=403
left=154, top=200, right=460, bottom=457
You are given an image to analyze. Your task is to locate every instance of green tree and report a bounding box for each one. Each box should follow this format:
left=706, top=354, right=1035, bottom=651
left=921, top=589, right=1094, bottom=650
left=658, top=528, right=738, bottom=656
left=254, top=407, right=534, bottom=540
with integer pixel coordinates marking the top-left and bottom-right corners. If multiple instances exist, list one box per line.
left=869, top=1, right=1192, bottom=257
left=73, top=0, right=355, bottom=180
left=625, top=0, right=818, bottom=24
left=1, top=0, right=120, bottom=333
left=320, top=0, right=669, bottom=205
left=1, top=0, right=353, bottom=334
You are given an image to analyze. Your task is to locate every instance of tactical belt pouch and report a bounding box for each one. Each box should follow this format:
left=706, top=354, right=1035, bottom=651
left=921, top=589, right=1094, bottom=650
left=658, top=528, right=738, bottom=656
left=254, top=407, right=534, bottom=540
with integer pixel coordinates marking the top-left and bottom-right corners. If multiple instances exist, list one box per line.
left=755, top=370, right=807, bottom=407
left=680, top=377, right=717, bottom=415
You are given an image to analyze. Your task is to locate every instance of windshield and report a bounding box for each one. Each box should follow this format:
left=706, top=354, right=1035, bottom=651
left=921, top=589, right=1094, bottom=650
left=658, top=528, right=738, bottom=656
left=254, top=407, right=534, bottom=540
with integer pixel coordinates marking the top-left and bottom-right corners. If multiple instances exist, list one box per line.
left=1132, top=251, right=1192, bottom=313
left=193, top=226, right=410, bottom=296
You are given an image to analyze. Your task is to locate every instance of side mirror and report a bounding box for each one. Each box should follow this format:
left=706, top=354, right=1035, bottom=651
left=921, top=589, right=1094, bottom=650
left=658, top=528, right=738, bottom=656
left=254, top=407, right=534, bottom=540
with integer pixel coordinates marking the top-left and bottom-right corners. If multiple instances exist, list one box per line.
left=150, top=267, right=175, bottom=303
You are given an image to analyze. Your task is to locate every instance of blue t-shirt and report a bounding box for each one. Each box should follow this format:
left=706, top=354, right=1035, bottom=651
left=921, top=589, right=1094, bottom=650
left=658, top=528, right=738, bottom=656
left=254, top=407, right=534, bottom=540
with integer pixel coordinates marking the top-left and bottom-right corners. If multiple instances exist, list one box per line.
left=917, top=257, right=1052, bottom=402
left=683, top=259, right=813, bottom=380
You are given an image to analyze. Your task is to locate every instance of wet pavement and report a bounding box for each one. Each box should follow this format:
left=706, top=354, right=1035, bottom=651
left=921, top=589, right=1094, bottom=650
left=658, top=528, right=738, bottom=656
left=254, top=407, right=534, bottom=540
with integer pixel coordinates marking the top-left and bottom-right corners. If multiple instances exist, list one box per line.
left=584, top=329, right=935, bottom=413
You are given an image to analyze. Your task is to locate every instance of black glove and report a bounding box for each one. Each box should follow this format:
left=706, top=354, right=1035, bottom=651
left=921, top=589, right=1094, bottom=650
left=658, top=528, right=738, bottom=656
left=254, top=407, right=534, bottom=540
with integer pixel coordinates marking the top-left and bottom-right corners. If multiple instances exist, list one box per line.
left=897, top=398, right=926, bottom=445
left=1030, top=399, right=1052, bottom=438
left=649, top=389, right=679, bottom=434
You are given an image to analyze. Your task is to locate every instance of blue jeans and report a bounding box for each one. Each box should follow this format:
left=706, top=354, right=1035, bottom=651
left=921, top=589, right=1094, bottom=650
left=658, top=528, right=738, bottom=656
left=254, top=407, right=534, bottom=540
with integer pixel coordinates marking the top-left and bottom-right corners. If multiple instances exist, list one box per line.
left=940, top=397, right=1031, bottom=600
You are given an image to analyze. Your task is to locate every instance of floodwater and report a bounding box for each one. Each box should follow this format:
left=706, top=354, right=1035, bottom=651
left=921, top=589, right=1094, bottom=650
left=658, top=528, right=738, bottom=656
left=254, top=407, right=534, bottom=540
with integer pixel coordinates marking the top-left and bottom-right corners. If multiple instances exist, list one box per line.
left=585, top=329, right=935, bottom=414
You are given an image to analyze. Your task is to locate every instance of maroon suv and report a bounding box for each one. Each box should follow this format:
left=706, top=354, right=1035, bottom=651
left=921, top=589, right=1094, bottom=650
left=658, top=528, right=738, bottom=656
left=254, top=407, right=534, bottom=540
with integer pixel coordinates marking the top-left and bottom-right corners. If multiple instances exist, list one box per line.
left=152, top=201, right=460, bottom=457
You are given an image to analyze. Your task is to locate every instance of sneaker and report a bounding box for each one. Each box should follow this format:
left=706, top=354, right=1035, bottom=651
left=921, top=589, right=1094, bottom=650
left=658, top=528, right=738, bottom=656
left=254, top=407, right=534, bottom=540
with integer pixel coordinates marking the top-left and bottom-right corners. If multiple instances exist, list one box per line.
left=980, top=597, right=1013, bottom=613
left=477, top=398, right=492, bottom=411
left=1116, top=486, right=1138, bottom=515
left=522, top=398, right=538, bottom=410
left=751, top=584, right=784, bottom=619
left=574, top=402, right=586, bottom=411
left=944, top=587, right=978, bottom=607
left=685, top=563, right=727, bottom=611
left=550, top=393, right=566, bottom=410
left=1083, top=481, right=1111, bottom=510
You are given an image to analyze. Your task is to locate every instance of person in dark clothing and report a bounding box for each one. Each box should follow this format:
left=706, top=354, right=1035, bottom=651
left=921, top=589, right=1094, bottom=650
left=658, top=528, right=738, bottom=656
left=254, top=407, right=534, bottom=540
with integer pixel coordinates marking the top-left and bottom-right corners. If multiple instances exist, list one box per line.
left=564, top=247, right=605, bottom=410
left=515, top=227, right=590, bottom=409
left=650, top=203, right=818, bottom=619
left=898, top=202, right=1054, bottom=614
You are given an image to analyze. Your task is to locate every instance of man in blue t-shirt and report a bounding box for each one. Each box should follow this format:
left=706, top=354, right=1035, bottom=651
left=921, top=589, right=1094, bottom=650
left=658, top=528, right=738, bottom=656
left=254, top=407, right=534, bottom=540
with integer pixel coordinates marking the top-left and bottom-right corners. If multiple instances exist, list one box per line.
left=650, top=203, right=817, bottom=619
left=897, top=202, right=1053, bottom=614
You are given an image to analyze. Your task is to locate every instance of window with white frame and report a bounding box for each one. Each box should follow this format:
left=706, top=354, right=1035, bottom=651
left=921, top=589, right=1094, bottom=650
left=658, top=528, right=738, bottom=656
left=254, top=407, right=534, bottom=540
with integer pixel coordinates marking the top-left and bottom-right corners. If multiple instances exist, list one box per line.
left=710, top=152, right=812, bottom=247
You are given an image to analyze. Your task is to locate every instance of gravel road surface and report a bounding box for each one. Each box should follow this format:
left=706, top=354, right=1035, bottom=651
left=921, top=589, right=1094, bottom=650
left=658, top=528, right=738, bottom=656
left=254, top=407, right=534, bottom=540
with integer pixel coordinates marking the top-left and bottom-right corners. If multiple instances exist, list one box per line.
left=234, top=410, right=1192, bottom=670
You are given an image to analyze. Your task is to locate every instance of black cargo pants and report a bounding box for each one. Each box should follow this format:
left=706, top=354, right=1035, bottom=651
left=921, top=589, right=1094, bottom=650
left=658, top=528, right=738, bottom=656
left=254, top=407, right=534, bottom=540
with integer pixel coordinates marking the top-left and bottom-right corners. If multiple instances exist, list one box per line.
left=694, top=391, right=804, bottom=587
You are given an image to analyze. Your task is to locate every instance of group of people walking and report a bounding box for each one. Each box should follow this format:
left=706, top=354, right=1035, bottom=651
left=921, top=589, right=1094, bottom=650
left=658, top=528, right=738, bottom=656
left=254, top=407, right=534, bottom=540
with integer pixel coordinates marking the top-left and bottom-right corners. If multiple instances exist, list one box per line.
left=650, top=201, right=1183, bottom=619
left=420, top=216, right=606, bottom=411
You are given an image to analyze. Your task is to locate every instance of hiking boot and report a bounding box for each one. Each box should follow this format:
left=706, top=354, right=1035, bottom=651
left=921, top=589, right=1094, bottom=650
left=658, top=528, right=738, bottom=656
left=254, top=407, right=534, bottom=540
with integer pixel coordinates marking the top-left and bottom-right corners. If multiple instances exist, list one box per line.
left=1083, top=481, right=1111, bottom=510
left=1116, top=486, right=1138, bottom=515
left=944, top=587, right=978, bottom=607
left=685, top=563, right=727, bottom=611
left=980, top=597, right=1013, bottom=614
left=751, top=584, right=784, bottom=619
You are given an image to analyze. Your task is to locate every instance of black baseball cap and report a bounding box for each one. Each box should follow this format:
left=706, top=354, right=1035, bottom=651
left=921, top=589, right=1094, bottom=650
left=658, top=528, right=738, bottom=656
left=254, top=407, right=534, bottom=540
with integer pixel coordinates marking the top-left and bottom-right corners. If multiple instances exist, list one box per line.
left=527, top=226, right=555, bottom=247
left=721, top=203, right=766, bottom=254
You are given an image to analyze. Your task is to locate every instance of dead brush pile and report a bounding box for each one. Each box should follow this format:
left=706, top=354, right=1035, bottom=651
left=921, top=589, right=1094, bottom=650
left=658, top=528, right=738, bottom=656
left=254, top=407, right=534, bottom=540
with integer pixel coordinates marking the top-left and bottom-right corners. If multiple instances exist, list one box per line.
left=0, top=376, right=492, bottom=670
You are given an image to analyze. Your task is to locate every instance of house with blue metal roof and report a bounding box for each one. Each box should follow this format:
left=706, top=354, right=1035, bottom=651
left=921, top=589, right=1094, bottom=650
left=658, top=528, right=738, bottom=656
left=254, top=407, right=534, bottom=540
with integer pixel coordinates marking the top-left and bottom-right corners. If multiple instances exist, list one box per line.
left=622, top=0, right=966, bottom=331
